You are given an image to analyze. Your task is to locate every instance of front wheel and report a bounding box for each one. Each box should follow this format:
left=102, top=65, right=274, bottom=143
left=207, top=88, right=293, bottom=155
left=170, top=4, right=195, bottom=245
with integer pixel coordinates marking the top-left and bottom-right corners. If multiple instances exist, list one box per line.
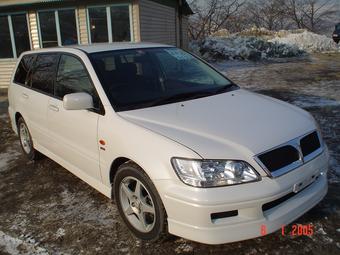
left=18, top=117, right=41, bottom=160
left=114, top=162, right=167, bottom=241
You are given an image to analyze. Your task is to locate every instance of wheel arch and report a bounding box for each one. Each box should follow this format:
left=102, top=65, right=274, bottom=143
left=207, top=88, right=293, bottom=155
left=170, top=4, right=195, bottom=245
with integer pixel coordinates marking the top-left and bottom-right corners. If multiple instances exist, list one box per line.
left=15, top=112, right=23, bottom=130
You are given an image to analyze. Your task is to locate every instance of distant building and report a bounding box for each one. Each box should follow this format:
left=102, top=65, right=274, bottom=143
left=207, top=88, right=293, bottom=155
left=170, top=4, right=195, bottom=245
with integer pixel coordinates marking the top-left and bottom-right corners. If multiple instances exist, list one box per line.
left=0, top=0, right=192, bottom=88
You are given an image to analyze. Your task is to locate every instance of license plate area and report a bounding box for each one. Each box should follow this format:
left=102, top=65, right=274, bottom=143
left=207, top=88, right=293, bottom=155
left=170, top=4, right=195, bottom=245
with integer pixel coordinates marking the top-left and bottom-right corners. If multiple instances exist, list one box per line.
left=292, top=171, right=321, bottom=193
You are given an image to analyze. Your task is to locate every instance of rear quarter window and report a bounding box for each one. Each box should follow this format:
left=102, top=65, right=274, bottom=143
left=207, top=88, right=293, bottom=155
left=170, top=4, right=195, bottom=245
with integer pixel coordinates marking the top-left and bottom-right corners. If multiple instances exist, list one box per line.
left=14, top=54, right=36, bottom=86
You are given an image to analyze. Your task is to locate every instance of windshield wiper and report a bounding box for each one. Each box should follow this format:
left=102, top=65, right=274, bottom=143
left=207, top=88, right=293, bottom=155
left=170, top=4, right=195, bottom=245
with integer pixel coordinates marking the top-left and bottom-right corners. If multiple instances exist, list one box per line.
left=147, top=86, right=234, bottom=107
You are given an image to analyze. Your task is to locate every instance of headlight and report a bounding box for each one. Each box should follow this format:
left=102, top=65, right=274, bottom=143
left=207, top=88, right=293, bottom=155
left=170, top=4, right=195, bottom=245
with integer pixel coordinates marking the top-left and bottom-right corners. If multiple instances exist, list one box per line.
left=171, top=158, right=260, bottom=187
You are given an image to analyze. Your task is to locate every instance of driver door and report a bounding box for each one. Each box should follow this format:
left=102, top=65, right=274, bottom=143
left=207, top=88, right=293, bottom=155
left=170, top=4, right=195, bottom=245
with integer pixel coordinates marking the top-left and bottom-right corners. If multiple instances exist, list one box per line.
left=47, top=54, right=102, bottom=181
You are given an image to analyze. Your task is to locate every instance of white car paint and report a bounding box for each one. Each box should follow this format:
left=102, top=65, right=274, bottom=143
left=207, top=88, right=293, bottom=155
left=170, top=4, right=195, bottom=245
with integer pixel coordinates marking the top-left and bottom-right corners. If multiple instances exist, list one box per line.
left=8, top=43, right=328, bottom=244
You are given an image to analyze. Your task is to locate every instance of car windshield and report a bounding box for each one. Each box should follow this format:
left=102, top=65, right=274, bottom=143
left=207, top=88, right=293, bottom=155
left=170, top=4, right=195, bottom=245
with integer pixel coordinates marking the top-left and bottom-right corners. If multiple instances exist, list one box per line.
left=89, top=47, right=236, bottom=111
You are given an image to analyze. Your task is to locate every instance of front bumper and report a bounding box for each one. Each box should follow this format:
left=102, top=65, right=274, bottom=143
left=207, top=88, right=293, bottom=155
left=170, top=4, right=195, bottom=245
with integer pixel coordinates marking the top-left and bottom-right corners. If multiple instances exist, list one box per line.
left=155, top=150, right=328, bottom=244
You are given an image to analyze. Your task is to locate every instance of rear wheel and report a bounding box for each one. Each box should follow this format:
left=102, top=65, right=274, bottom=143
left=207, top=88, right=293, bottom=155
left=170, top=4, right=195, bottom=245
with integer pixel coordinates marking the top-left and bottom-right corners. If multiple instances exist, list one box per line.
left=18, top=117, right=41, bottom=160
left=114, top=162, right=167, bottom=241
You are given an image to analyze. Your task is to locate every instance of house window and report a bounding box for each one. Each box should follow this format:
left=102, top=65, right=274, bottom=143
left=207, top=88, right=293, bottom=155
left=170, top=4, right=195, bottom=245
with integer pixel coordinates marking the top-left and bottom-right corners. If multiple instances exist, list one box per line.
left=59, top=9, right=79, bottom=45
left=0, top=14, right=30, bottom=59
left=88, top=5, right=132, bottom=44
left=38, top=9, right=79, bottom=48
left=11, top=14, right=31, bottom=56
left=88, top=7, right=108, bottom=43
left=38, top=11, right=58, bottom=47
left=111, top=6, right=131, bottom=42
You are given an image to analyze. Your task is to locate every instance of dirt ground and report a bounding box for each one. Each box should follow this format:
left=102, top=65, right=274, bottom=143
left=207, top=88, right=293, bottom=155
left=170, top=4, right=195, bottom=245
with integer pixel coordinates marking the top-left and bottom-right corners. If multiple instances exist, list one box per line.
left=0, top=53, right=339, bottom=255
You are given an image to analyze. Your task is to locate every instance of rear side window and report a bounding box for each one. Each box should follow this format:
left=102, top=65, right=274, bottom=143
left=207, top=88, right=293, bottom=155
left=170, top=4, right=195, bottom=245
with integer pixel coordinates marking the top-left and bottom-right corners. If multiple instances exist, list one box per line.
left=31, top=54, right=59, bottom=95
left=14, top=54, right=36, bottom=85
left=56, top=54, right=99, bottom=107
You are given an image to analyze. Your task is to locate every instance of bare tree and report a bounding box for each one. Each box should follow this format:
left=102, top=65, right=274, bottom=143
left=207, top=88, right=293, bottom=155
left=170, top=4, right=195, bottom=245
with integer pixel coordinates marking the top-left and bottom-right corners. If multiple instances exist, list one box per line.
left=284, top=0, right=306, bottom=28
left=284, top=0, right=337, bottom=32
left=188, top=0, right=245, bottom=40
left=245, top=0, right=288, bottom=31
left=302, top=0, right=338, bottom=32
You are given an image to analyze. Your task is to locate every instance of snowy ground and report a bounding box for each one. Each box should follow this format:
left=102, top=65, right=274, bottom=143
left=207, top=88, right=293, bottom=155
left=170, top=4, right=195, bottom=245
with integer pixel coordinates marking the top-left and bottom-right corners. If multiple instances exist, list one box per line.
left=0, top=53, right=339, bottom=254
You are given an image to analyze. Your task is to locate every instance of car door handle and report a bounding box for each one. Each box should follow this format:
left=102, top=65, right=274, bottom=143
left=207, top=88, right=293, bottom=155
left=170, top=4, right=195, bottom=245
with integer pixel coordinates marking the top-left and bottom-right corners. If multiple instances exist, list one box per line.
left=22, top=93, right=29, bottom=99
left=49, top=105, right=59, bottom=112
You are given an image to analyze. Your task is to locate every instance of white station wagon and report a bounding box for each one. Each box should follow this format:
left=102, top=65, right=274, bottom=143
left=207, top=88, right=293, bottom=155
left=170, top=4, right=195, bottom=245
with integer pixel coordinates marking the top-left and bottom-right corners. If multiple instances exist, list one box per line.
left=8, top=43, right=328, bottom=244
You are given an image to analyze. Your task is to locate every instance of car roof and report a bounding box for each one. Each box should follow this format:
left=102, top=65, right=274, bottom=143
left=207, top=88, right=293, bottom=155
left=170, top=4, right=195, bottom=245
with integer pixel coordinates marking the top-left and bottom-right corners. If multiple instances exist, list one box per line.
left=23, top=42, right=174, bottom=55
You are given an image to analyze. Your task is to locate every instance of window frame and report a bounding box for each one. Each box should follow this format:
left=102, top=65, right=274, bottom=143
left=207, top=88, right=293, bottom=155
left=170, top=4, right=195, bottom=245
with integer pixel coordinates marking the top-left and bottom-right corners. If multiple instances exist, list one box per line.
left=0, top=12, right=32, bottom=59
left=55, top=52, right=105, bottom=115
left=86, top=4, right=134, bottom=44
left=37, top=7, right=80, bottom=48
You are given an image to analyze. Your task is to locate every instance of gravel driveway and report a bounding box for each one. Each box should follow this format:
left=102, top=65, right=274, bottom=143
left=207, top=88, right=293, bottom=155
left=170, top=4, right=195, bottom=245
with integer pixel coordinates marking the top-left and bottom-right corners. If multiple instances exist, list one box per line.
left=0, top=53, right=339, bottom=255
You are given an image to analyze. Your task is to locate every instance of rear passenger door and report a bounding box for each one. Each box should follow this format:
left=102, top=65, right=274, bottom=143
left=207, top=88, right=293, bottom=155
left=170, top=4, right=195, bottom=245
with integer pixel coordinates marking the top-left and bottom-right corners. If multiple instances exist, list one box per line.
left=47, top=54, right=102, bottom=182
left=24, top=53, right=59, bottom=148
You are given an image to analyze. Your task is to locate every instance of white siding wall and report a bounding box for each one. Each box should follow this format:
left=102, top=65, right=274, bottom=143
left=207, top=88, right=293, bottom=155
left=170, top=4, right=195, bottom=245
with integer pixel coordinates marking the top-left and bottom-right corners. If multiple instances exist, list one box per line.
left=181, top=15, right=189, bottom=49
left=0, top=59, right=16, bottom=88
left=139, top=0, right=177, bottom=46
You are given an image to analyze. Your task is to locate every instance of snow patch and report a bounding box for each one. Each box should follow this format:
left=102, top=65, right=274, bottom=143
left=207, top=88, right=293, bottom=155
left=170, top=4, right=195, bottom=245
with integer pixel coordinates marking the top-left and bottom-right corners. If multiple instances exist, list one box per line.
left=270, top=31, right=339, bottom=53
left=0, top=145, right=21, bottom=172
left=290, top=96, right=340, bottom=108
left=55, top=228, right=65, bottom=238
left=191, top=36, right=303, bottom=61
left=190, top=29, right=339, bottom=62
left=329, top=157, right=340, bottom=183
left=0, top=231, right=48, bottom=255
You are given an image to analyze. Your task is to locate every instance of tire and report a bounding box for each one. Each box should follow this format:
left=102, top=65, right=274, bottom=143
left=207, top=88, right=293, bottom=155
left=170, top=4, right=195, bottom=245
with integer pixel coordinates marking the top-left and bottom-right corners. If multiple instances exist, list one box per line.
left=17, top=117, right=41, bottom=160
left=114, top=161, right=167, bottom=241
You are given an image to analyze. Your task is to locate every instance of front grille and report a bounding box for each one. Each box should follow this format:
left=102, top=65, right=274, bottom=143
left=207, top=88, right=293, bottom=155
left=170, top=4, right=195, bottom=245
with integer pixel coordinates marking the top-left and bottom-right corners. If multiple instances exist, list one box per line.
left=255, top=130, right=323, bottom=177
left=257, top=145, right=300, bottom=172
left=300, top=131, right=321, bottom=157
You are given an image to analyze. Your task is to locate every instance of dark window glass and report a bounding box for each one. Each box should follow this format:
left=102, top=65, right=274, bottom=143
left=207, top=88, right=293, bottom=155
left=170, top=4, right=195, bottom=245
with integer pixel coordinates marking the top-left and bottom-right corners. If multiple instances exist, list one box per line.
left=90, top=48, right=234, bottom=111
left=59, top=9, right=78, bottom=45
left=111, top=6, right=130, bottom=42
left=39, top=11, right=58, bottom=48
left=56, top=55, right=99, bottom=107
left=31, top=54, right=58, bottom=94
left=14, top=54, right=36, bottom=85
left=11, top=14, right=30, bottom=56
left=89, top=7, right=108, bottom=43
left=336, top=24, right=340, bottom=31
left=0, top=16, right=13, bottom=58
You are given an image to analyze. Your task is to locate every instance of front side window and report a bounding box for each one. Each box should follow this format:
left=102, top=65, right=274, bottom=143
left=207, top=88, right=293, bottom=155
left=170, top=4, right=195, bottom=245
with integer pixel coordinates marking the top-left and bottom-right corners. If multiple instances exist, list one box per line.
left=90, top=47, right=235, bottom=111
left=88, top=5, right=131, bottom=43
left=14, top=54, right=36, bottom=85
left=31, top=54, right=59, bottom=94
left=38, top=9, right=78, bottom=47
left=0, top=14, right=30, bottom=58
left=56, top=54, right=99, bottom=107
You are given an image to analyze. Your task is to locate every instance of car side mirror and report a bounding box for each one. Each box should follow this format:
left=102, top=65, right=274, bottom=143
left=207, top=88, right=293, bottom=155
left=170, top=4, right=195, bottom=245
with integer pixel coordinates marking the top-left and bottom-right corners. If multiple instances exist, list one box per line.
left=63, top=92, right=94, bottom=110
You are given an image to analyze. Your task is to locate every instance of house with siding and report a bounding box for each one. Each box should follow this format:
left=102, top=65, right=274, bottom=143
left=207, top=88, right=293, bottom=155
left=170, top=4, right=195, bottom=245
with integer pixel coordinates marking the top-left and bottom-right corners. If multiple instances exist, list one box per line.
left=0, top=0, right=192, bottom=88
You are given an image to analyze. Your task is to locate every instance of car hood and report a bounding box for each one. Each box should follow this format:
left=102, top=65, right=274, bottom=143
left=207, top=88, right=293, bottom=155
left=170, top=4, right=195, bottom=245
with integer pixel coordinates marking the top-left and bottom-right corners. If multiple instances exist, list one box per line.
left=118, top=89, right=316, bottom=161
